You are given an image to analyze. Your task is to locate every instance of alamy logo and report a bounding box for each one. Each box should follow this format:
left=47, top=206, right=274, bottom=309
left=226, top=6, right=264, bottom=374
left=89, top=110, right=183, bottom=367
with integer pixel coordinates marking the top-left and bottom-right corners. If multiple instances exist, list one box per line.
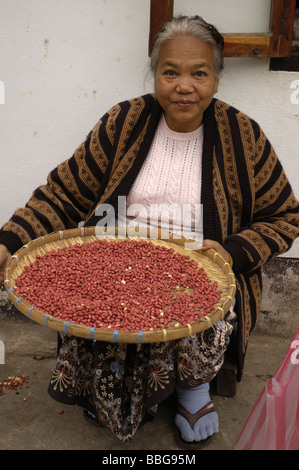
left=0, top=340, right=4, bottom=364
left=290, top=80, right=299, bottom=104
left=95, top=196, right=203, bottom=250
left=0, top=80, right=4, bottom=104
left=291, top=339, right=299, bottom=365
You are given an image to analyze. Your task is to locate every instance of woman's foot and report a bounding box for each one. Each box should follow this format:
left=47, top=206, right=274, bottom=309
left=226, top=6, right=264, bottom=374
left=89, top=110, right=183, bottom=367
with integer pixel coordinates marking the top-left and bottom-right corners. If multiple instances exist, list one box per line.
left=175, top=383, right=218, bottom=444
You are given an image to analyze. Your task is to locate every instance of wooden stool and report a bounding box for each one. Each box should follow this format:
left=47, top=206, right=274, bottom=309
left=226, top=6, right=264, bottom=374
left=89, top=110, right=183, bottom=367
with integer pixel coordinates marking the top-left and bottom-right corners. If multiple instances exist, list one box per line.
left=212, top=323, right=238, bottom=398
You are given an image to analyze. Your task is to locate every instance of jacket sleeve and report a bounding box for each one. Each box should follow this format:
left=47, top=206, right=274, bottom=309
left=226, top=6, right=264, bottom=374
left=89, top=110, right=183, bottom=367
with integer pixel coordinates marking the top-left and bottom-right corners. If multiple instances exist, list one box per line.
left=0, top=111, right=114, bottom=255
left=223, top=125, right=299, bottom=274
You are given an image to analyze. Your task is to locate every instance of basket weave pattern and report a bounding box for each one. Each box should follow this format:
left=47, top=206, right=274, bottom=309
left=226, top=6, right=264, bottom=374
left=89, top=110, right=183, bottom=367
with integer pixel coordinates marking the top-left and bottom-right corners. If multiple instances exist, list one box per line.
left=4, top=227, right=236, bottom=343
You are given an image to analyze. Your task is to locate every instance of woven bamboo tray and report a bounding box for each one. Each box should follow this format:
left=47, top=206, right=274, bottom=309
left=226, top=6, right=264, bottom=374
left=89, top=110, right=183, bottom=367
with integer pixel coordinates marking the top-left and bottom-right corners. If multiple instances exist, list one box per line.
left=4, top=226, right=236, bottom=343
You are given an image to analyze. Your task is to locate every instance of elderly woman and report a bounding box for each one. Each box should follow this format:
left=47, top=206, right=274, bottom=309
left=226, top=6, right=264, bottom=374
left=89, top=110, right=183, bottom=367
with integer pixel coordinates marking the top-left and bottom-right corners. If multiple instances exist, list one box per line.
left=0, top=16, right=298, bottom=448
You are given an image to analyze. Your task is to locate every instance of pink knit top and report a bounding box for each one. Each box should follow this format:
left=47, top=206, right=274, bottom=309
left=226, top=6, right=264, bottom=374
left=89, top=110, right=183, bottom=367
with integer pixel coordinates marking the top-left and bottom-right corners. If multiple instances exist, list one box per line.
left=120, top=114, right=204, bottom=244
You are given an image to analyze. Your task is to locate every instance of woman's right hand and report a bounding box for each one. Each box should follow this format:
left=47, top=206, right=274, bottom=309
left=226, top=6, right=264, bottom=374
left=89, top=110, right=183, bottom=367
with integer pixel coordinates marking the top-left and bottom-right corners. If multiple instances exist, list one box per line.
left=0, top=244, right=11, bottom=285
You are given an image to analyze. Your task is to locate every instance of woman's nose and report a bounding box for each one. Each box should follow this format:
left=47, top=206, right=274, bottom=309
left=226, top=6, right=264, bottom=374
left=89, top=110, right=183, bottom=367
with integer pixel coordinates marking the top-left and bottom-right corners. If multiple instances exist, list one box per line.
left=176, top=76, right=194, bottom=93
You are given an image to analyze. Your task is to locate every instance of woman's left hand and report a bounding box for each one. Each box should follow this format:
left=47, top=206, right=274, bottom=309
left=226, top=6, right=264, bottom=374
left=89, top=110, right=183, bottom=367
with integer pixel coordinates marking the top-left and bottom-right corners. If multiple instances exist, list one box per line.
left=200, top=239, right=231, bottom=264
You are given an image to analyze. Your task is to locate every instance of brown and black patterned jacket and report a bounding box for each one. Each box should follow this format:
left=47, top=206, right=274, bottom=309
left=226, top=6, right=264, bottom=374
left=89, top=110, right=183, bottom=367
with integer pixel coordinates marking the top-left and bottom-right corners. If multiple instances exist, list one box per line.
left=1, top=94, right=299, bottom=379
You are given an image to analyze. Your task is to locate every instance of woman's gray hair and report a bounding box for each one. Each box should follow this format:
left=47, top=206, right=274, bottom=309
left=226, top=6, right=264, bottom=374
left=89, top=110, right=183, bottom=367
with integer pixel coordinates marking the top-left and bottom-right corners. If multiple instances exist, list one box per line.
left=150, top=15, right=224, bottom=78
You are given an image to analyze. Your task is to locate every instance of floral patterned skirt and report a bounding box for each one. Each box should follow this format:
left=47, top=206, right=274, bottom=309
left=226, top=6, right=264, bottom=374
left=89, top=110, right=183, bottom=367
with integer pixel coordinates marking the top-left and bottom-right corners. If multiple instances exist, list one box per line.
left=48, top=316, right=234, bottom=442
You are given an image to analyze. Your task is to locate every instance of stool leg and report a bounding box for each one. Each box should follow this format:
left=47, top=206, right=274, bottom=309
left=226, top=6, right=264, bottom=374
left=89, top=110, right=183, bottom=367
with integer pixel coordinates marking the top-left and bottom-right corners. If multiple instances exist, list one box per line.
left=215, top=363, right=237, bottom=398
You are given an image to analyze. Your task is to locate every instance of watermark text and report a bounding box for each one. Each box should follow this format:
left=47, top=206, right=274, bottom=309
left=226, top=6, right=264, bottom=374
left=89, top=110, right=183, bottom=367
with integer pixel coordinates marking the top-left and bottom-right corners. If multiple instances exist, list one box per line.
left=0, top=80, right=4, bottom=104
left=0, top=340, right=4, bottom=364
left=290, top=80, right=299, bottom=104
left=95, top=196, right=203, bottom=250
left=291, top=339, right=299, bottom=365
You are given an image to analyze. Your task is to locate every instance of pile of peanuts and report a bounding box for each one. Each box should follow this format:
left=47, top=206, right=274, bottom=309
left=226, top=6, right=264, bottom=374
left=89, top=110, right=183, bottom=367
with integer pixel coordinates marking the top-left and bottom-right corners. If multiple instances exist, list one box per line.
left=15, top=239, right=220, bottom=331
left=0, top=375, right=29, bottom=396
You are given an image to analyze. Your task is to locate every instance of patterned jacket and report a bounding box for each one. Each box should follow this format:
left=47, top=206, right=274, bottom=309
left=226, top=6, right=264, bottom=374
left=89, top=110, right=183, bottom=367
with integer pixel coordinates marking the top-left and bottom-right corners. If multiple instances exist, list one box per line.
left=1, top=94, right=299, bottom=379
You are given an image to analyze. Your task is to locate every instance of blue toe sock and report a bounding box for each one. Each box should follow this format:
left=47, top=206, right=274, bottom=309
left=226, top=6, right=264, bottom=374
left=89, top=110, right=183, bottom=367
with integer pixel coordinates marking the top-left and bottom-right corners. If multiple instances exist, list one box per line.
left=177, top=382, right=210, bottom=413
left=175, top=382, right=218, bottom=442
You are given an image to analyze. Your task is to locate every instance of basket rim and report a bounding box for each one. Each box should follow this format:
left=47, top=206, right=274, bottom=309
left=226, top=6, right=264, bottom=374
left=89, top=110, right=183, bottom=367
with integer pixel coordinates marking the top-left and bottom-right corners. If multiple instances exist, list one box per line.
left=4, top=226, right=236, bottom=343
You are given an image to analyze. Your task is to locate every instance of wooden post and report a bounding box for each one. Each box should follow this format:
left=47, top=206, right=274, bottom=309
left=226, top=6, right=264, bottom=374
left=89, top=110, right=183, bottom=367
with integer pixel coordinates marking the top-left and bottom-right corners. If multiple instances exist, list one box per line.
left=149, top=0, right=174, bottom=56
left=269, top=0, right=296, bottom=57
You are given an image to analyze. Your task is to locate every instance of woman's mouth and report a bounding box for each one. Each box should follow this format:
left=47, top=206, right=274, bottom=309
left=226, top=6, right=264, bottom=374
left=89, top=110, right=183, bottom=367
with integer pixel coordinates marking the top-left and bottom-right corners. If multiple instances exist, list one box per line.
left=175, top=101, right=195, bottom=109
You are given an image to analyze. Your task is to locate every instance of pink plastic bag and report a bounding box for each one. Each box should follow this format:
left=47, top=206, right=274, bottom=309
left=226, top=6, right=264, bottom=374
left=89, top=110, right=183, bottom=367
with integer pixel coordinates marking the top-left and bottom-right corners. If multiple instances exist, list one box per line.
left=235, top=327, right=299, bottom=450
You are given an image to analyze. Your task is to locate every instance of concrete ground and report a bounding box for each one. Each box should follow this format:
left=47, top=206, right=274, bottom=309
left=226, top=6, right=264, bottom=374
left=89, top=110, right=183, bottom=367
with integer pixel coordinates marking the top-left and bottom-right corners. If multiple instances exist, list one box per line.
left=0, top=310, right=294, bottom=452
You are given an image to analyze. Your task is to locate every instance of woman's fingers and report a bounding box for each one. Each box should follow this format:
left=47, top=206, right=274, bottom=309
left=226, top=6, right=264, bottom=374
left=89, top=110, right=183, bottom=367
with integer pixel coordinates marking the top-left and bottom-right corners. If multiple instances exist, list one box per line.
left=0, top=245, right=11, bottom=285
left=201, top=239, right=231, bottom=264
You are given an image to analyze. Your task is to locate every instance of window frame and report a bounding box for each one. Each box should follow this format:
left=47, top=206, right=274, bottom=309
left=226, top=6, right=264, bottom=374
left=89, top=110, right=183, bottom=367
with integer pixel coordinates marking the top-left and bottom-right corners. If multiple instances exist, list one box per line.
left=149, top=0, right=296, bottom=58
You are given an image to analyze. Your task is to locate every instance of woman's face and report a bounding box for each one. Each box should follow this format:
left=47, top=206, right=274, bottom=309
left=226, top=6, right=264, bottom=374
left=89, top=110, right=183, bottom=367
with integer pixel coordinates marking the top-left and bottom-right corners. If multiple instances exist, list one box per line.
left=155, top=35, right=219, bottom=133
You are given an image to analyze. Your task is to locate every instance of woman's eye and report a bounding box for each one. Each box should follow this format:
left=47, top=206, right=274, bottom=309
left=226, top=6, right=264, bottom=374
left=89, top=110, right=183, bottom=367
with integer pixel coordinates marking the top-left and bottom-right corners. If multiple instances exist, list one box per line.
left=164, top=70, right=177, bottom=77
left=195, top=71, right=206, bottom=78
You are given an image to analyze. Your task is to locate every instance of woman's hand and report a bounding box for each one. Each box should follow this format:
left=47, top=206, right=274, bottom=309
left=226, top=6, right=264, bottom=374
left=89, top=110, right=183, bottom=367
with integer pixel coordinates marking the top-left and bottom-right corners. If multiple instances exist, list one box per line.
left=0, top=244, right=11, bottom=285
left=201, top=239, right=232, bottom=265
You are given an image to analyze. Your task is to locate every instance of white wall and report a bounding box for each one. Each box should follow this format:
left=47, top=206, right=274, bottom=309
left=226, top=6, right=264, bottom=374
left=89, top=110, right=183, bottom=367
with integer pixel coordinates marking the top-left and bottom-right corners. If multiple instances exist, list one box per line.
left=1, top=0, right=299, bottom=256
